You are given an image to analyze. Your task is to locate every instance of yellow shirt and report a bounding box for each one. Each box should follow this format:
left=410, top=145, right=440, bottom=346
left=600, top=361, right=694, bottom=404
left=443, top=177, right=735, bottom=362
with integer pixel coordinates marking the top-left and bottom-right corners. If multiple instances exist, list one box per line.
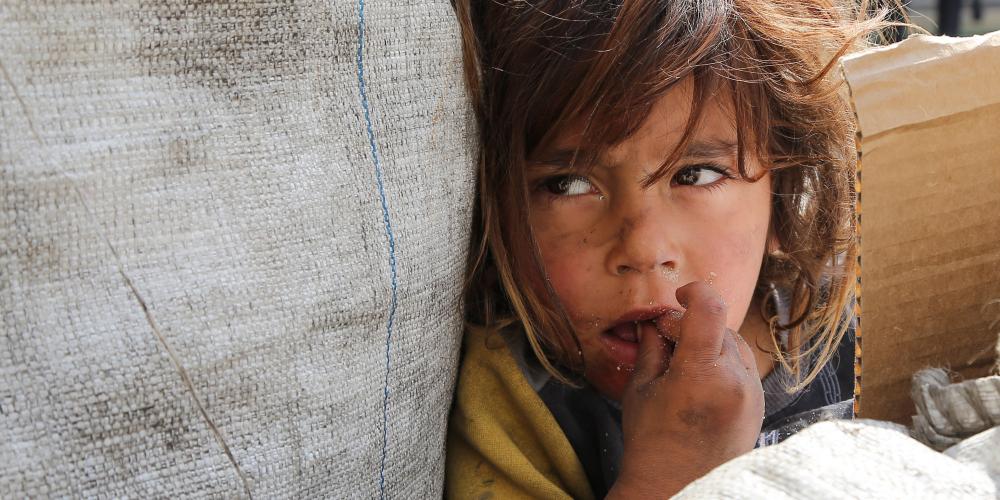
left=446, top=328, right=596, bottom=499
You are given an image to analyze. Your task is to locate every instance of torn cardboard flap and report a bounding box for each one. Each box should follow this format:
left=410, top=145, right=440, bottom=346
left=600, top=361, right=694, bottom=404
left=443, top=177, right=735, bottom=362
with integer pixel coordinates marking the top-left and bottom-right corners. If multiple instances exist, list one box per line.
left=843, top=33, right=1000, bottom=136
left=842, top=30, right=1000, bottom=425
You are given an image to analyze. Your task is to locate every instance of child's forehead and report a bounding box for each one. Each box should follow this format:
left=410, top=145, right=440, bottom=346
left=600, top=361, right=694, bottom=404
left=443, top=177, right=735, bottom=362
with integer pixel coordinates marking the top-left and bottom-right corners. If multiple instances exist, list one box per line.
left=532, top=83, right=740, bottom=166
left=542, top=77, right=735, bottom=139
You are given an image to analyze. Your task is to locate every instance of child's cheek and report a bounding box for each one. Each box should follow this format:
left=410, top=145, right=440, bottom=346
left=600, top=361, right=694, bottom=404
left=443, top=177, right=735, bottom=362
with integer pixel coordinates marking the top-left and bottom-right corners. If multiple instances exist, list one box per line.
left=532, top=210, right=595, bottom=275
left=704, top=227, right=769, bottom=329
left=538, top=240, right=599, bottom=315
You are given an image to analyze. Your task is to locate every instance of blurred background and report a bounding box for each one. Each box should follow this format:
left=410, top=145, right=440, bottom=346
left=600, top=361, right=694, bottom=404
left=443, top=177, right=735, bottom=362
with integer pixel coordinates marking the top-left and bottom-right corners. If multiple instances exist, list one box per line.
left=906, top=0, right=1000, bottom=36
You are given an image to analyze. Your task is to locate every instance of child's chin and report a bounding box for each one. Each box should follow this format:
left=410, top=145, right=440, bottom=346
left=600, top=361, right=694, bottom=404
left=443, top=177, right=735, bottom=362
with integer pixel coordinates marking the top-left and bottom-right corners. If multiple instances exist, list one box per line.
left=585, top=364, right=632, bottom=403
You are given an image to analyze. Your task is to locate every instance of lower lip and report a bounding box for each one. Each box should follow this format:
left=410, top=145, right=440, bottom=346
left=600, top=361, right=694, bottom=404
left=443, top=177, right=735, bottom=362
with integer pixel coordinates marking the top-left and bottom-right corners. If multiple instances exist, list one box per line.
left=599, top=322, right=660, bottom=368
left=599, top=331, right=639, bottom=368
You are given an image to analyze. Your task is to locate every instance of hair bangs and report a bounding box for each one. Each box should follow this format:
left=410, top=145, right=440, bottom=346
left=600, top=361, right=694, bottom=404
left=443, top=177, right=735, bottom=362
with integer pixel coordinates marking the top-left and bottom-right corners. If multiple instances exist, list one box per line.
left=520, top=1, right=778, bottom=189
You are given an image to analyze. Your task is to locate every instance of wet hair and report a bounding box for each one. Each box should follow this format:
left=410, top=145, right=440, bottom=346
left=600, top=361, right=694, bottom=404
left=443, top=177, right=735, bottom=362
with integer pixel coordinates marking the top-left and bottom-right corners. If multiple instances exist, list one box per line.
left=456, top=0, right=902, bottom=391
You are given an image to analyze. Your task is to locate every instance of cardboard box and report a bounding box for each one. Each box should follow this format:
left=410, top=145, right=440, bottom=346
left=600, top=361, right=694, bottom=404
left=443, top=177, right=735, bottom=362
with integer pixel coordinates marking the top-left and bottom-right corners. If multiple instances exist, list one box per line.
left=842, top=31, right=1000, bottom=424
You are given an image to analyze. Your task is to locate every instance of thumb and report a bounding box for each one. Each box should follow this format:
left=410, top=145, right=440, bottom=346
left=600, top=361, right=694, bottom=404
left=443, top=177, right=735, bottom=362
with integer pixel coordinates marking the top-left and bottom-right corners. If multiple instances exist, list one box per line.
left=629, top=322, right=667, bottom=388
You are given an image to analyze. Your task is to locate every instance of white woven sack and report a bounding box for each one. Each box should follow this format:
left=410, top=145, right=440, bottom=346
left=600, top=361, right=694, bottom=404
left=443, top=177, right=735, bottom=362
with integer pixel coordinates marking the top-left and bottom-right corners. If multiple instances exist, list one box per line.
left=676, top=420, right=999, bottom=499
left=911, top=368, right=1000, bottom=450
left=0, top=0, right=475, bottom=497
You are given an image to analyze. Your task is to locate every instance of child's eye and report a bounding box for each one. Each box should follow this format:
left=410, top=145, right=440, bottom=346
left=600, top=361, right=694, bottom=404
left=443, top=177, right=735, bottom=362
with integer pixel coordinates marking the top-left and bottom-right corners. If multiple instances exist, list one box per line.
left=673, top=164, right=732, bottom=187
left=541, top=175, right=597, bottom=196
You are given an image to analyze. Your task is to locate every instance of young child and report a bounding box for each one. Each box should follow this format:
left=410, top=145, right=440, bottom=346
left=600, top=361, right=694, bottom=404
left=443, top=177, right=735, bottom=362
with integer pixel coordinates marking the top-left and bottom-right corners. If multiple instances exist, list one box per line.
left=448, top=1, right=895, bottom=498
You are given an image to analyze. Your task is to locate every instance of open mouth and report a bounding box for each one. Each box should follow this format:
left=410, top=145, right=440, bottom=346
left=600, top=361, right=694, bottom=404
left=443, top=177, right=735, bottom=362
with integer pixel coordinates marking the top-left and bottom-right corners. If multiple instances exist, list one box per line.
left=600, top=319, right=677, bottom=369
left=609, top=320, right=645, bottom=343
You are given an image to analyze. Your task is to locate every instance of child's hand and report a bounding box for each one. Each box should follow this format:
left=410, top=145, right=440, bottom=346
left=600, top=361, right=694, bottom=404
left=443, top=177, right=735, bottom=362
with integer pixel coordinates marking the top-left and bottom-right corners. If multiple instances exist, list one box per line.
left=607, top=281, right=765, bottom=499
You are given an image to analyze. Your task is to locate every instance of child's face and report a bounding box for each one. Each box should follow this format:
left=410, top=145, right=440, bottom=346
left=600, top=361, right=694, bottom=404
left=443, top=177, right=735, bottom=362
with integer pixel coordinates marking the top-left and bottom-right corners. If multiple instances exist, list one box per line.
left=527, top=79, right=772, bottom=401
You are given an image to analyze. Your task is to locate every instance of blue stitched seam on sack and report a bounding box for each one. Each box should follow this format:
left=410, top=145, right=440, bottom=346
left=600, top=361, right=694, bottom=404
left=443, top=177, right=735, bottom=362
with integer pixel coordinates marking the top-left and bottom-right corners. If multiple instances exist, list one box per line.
left=356, top=0, right=399, bottom=496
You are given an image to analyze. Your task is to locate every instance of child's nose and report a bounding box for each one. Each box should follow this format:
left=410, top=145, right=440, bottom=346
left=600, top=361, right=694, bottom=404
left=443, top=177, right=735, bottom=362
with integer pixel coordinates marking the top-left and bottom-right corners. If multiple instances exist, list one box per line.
left=605, top=209, right=681, bottom=276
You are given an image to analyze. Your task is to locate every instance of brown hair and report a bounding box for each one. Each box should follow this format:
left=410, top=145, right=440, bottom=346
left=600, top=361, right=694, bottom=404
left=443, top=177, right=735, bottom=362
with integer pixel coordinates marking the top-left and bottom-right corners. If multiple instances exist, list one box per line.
left=457, top=0, right=902, bottom=391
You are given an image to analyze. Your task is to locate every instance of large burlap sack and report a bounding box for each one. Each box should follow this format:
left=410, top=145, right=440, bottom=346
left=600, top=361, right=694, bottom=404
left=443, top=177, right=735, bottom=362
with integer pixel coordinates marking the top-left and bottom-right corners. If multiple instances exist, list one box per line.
left=0, top=0, right=475, bottom=497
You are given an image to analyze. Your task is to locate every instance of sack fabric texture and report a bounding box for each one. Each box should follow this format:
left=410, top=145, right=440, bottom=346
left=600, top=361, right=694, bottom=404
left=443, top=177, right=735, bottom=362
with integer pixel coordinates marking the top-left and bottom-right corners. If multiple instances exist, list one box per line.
left=0, top=0, right=475, bottom=497
left=911, top=368, right=1000, bottom=450
left=675, top=420, right=999, bottom=499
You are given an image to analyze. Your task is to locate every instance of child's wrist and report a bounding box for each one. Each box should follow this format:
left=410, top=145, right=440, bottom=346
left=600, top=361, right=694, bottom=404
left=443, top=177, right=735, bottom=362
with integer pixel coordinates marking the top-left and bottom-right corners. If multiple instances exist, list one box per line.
left=607, top=468, right=687, bottom=499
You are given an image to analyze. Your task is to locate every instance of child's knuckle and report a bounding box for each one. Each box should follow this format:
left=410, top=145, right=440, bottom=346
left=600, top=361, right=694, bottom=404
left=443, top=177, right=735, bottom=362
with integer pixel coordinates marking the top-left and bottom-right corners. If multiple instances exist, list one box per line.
left=700, top=297, right=727, bottom=317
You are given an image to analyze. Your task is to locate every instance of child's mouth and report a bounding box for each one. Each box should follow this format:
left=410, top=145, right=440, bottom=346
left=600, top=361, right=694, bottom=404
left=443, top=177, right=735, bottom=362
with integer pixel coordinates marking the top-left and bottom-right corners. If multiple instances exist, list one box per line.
left=610, top=321, right=645, bottom=343
left=600, top=319, right=677, bottom=369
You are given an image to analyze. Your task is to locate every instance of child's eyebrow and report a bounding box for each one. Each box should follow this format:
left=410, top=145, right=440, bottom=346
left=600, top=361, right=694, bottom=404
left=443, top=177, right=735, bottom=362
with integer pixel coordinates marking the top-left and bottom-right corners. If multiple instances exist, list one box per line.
left=683, top=138, right=738, bottom=159
left=530, top=139, right=737, bottom=170
left=528, top=149, right=603, bottom=170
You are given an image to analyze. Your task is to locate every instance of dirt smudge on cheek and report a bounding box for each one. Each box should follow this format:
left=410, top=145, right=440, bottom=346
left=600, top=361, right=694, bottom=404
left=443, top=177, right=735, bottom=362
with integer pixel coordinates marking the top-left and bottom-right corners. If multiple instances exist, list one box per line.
left=585, top=315, right=604, bottom=329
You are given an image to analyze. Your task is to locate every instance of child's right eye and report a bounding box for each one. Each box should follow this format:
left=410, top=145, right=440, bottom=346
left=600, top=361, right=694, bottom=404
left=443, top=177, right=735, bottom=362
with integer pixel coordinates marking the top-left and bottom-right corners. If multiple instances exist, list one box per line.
left=541, top=175, right=596, bottom=197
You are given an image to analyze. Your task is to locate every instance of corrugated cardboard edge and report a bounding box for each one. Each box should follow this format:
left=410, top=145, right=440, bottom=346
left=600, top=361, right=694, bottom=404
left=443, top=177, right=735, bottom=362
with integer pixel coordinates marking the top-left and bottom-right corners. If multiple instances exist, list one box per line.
left=842, top=65, right=865, bottom=418
left=842, top=30, right=1000, bottom=420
